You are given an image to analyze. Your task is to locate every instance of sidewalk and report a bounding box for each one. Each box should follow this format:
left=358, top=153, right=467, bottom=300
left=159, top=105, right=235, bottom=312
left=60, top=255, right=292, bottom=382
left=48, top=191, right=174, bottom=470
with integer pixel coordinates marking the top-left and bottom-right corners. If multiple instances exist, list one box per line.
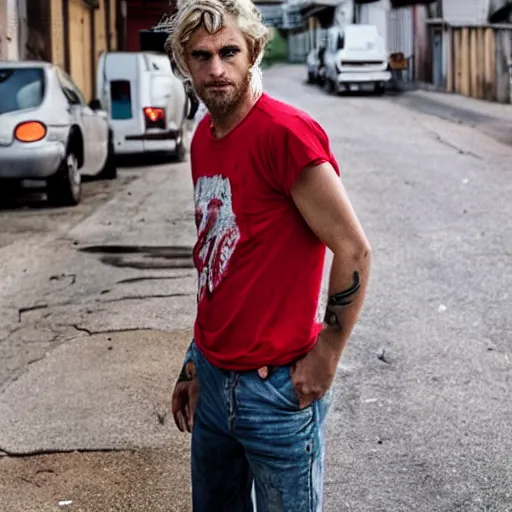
left=393, top=88, right=512, bottom=148
left=0, top=163, right=196, bottom=511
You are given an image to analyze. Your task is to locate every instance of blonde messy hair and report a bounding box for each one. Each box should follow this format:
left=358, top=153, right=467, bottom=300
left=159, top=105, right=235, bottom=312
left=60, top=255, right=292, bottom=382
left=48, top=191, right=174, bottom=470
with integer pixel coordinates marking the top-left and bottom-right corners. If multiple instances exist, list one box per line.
left=165, top=0, right=271, bottom=96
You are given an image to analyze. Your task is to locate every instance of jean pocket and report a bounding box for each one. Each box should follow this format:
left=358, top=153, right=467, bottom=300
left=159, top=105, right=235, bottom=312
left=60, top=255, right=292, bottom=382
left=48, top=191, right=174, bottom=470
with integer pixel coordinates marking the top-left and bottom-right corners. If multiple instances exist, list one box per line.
left=264, top=366, right=301, bottom=410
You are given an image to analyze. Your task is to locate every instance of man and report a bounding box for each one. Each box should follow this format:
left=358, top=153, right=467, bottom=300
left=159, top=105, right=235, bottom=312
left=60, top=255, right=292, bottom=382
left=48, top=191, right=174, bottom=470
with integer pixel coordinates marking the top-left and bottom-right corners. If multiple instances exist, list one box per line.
left=167, top=1, right=371, bottom=510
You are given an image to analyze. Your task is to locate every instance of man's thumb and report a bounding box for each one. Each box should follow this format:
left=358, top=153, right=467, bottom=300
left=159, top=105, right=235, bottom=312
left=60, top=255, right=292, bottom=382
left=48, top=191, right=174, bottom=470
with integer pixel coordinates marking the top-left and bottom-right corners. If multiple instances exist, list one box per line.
left=257, top=366, right=269, bottom=379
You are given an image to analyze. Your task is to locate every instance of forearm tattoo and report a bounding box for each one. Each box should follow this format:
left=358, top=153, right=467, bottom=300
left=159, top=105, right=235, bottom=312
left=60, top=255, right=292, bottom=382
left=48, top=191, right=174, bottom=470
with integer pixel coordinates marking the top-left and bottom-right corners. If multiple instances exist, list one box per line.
left=324, top=271, right=361, bottom=327
left=177, top=342, right=197, bottom=383
left=178, top=360, right=197, bottom=382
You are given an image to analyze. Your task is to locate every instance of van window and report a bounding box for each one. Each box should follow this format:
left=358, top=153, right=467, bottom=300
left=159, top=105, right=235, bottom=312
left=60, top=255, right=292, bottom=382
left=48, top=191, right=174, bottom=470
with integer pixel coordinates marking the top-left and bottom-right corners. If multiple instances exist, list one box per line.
left=0, top=68, right=45, bottom=114
left=110, top=80, right=133, bottom=120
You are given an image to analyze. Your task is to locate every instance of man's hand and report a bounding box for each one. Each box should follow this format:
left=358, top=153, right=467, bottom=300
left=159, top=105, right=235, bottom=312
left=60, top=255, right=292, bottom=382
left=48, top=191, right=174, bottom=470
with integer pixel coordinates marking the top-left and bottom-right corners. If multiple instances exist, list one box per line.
left=290, top=332, right=339, bottom=409
left=172, top=359, right=199, bottom=433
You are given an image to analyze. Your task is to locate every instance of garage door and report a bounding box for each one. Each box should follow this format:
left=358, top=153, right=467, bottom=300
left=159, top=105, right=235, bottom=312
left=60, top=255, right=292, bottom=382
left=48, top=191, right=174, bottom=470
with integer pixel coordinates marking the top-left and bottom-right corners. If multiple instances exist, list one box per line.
left=68, top=0, right=93, bottom=101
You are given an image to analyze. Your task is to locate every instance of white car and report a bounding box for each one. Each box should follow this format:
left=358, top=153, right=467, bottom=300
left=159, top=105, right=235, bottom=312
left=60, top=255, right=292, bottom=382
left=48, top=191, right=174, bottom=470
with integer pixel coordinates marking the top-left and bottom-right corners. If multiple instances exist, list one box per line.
left=0, top=61, right=116, bottom=206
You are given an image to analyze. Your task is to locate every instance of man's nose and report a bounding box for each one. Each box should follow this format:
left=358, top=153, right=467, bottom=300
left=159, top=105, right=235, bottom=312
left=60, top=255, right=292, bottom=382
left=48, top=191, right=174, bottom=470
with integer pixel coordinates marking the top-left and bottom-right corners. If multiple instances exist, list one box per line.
left=208, top=55, right=225, bottom=77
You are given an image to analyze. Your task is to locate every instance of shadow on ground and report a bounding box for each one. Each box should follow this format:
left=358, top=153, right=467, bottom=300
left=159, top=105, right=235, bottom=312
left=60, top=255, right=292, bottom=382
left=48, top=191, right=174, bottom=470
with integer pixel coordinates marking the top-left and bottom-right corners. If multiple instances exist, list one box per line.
left=116, top=152, right=186, bottom=169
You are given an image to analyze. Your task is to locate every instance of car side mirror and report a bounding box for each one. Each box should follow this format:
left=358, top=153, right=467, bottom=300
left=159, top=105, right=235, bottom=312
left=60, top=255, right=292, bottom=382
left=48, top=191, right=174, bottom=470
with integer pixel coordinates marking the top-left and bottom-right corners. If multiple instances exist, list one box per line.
left=89, top=99, right=102, bottom=111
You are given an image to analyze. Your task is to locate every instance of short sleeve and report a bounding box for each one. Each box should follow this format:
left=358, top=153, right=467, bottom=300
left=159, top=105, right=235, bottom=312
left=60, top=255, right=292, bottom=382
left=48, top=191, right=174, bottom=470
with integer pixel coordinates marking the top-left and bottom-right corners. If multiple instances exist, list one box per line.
left=269, top=115, right=339, bottom=196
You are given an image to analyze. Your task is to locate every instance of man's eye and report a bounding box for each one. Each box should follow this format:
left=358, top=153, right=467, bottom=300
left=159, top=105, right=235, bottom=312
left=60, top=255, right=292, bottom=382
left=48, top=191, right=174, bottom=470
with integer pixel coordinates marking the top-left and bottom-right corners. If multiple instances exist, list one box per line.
left=221, top=48, right=240, bottom=59
left=191, top=52, right=211, bottom=61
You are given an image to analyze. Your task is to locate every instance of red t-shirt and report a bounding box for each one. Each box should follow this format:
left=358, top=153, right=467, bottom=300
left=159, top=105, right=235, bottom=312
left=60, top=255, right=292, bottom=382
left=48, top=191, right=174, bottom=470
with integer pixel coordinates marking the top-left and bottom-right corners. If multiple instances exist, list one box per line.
left=190, top=93, right=340, bottom=370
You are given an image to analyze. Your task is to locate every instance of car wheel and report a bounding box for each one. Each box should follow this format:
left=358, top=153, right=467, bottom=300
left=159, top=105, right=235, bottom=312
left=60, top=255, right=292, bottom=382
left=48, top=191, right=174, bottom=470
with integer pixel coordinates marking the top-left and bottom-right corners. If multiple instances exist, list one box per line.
left=307, top=71, right=316, bottom=84
left=47, top=152, right=81, bottom=207
left=97, top=133, right=118, bottom=180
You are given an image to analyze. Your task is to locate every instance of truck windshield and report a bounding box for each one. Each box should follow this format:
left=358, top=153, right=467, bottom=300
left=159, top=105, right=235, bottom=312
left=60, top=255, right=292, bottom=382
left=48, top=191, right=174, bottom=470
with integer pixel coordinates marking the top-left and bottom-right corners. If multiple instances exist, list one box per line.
left=0, top=68, right=45, bottom=115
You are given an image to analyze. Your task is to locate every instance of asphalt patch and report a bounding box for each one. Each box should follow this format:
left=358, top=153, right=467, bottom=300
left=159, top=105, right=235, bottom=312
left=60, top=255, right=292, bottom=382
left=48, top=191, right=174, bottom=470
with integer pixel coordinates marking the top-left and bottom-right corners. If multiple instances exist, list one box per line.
left=79, top=245, right=194, bottom=270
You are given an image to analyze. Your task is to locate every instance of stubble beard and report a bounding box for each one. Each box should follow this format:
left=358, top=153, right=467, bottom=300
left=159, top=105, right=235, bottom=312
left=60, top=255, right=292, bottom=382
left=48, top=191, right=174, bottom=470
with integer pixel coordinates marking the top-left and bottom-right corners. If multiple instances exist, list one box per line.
left=195, top=72, right=251, bottom=122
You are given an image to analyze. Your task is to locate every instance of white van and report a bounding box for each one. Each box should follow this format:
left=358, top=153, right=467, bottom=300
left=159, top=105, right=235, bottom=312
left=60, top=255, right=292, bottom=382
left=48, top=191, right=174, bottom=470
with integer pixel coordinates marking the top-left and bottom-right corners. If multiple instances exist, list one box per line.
left=322, top=24, right=391, bottom=94
left=96, top=51, right=188, bottom=160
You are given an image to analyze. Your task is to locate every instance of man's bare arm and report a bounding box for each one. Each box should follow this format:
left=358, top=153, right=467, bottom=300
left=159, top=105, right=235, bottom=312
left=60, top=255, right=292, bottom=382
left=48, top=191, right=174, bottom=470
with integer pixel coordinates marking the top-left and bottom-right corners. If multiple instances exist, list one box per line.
left=291, top=161, right=371, bottom=360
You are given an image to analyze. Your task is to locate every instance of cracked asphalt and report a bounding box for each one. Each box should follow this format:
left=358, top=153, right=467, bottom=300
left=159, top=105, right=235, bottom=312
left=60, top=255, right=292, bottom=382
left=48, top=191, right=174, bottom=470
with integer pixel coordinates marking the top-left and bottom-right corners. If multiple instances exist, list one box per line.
left=0, top=65, right=511, bottom=511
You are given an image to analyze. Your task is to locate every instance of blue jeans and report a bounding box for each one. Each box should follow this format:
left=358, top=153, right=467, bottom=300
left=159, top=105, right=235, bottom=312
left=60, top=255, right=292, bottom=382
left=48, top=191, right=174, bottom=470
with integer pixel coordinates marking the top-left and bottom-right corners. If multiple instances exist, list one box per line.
left=190, top=342, right=332, bottom=512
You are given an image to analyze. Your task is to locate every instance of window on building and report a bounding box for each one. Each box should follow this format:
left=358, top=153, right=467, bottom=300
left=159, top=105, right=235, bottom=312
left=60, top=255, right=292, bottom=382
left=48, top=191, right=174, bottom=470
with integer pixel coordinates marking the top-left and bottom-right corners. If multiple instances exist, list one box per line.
left=0, top=68, right=45, bottom=115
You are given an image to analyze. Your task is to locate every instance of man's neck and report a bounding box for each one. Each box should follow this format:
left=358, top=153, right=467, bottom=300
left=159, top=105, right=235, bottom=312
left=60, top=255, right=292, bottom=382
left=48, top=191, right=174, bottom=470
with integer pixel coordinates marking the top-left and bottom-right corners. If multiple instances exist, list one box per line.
left=211, top=92, right=260, bottom=139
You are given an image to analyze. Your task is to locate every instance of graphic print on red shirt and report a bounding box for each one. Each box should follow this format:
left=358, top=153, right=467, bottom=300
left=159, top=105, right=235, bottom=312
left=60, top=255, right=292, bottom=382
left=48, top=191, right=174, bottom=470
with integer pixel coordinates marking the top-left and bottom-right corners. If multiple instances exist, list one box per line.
left=190, top=93, right=340, bottom=371
left=193, top=175, right=240, bottom=302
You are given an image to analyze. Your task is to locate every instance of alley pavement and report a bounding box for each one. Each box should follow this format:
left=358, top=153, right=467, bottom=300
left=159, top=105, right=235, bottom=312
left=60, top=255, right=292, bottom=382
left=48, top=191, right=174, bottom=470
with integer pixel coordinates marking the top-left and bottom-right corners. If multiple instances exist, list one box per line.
left=0, top=65, right=511, bottom=511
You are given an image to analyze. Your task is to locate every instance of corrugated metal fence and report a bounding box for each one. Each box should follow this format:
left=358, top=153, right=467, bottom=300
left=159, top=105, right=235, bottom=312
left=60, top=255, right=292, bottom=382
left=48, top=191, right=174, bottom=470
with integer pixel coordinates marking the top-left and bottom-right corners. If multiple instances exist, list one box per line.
left=387, top=6, right=415, bottom=80
left=446, top=24, right=512, bottom=103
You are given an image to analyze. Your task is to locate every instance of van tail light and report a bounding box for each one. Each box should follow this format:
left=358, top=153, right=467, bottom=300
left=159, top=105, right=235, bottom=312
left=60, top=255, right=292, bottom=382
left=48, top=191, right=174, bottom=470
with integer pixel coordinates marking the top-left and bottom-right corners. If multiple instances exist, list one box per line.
left=143, top=107, right=166, bottom=129
left=15, top=121, right=47, bottom=143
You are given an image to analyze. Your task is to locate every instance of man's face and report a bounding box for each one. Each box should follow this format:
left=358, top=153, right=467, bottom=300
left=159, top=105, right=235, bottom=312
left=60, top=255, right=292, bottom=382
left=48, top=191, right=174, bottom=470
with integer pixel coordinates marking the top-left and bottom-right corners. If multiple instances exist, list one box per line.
left=185, top=15, right=252, bottom=118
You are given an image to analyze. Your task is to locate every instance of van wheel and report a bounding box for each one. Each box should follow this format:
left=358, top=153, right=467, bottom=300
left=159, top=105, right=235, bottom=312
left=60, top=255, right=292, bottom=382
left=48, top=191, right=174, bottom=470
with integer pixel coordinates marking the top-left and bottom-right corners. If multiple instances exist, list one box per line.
left=324, top=78, right=336, bottom=95
left=47, top=152, right=81, bottom=206
left=97, top=134, right=118, bottom=180
left=174, top=128, right=186, bottom=162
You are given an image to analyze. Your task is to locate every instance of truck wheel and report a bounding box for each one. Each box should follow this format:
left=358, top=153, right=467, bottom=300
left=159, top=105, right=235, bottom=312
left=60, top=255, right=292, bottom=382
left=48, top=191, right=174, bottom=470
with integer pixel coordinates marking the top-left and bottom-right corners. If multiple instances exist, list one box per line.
left=47, top=152, right=81, bottom=207
left=97, top=133, right=118, bottom=180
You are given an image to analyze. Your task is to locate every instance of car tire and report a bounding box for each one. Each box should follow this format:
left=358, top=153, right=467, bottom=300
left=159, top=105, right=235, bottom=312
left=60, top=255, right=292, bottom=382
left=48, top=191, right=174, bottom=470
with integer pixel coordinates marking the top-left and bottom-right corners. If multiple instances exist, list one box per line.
left=47, top=151, right=81, bottom=207
left=307, top=71, right=316, bottom=84
left=97, top=133, right=118, bottom=180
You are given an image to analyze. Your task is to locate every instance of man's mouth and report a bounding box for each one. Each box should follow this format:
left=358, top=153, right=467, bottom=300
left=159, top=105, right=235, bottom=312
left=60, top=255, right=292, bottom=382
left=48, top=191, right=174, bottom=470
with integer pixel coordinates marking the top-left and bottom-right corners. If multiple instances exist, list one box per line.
left=206, top=83, right=232, bottom=89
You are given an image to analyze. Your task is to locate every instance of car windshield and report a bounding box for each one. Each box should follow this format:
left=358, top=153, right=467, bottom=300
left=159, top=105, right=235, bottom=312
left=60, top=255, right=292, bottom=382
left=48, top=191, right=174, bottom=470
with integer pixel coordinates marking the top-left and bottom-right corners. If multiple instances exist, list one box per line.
left=0, top=68, right=45, bottom=115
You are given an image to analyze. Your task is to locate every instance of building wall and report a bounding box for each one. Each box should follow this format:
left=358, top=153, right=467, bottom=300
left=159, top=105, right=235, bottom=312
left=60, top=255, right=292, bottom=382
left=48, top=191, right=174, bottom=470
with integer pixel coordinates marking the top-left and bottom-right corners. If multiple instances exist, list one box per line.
left=58, top=0, right=118, bottom=101
left=0, top=0, right=21, bottom=60
left=125, top=0, right=168, bottom=51
left=358, top=0, right=390, bottom=45
left=387, top=6, right=414, bottom=57
left=24, top=0, right=51, bottom=61
left=50, top=0, right=65, bottom=68
left=68, top=0, right=93, bottom=100
left=0, top=0, right=7, bottom=59
left=413, top=5, right=430, bottom=82
left=442, top=0, right=491, bottom=25
left=109, top=0, right=118, bottom=50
